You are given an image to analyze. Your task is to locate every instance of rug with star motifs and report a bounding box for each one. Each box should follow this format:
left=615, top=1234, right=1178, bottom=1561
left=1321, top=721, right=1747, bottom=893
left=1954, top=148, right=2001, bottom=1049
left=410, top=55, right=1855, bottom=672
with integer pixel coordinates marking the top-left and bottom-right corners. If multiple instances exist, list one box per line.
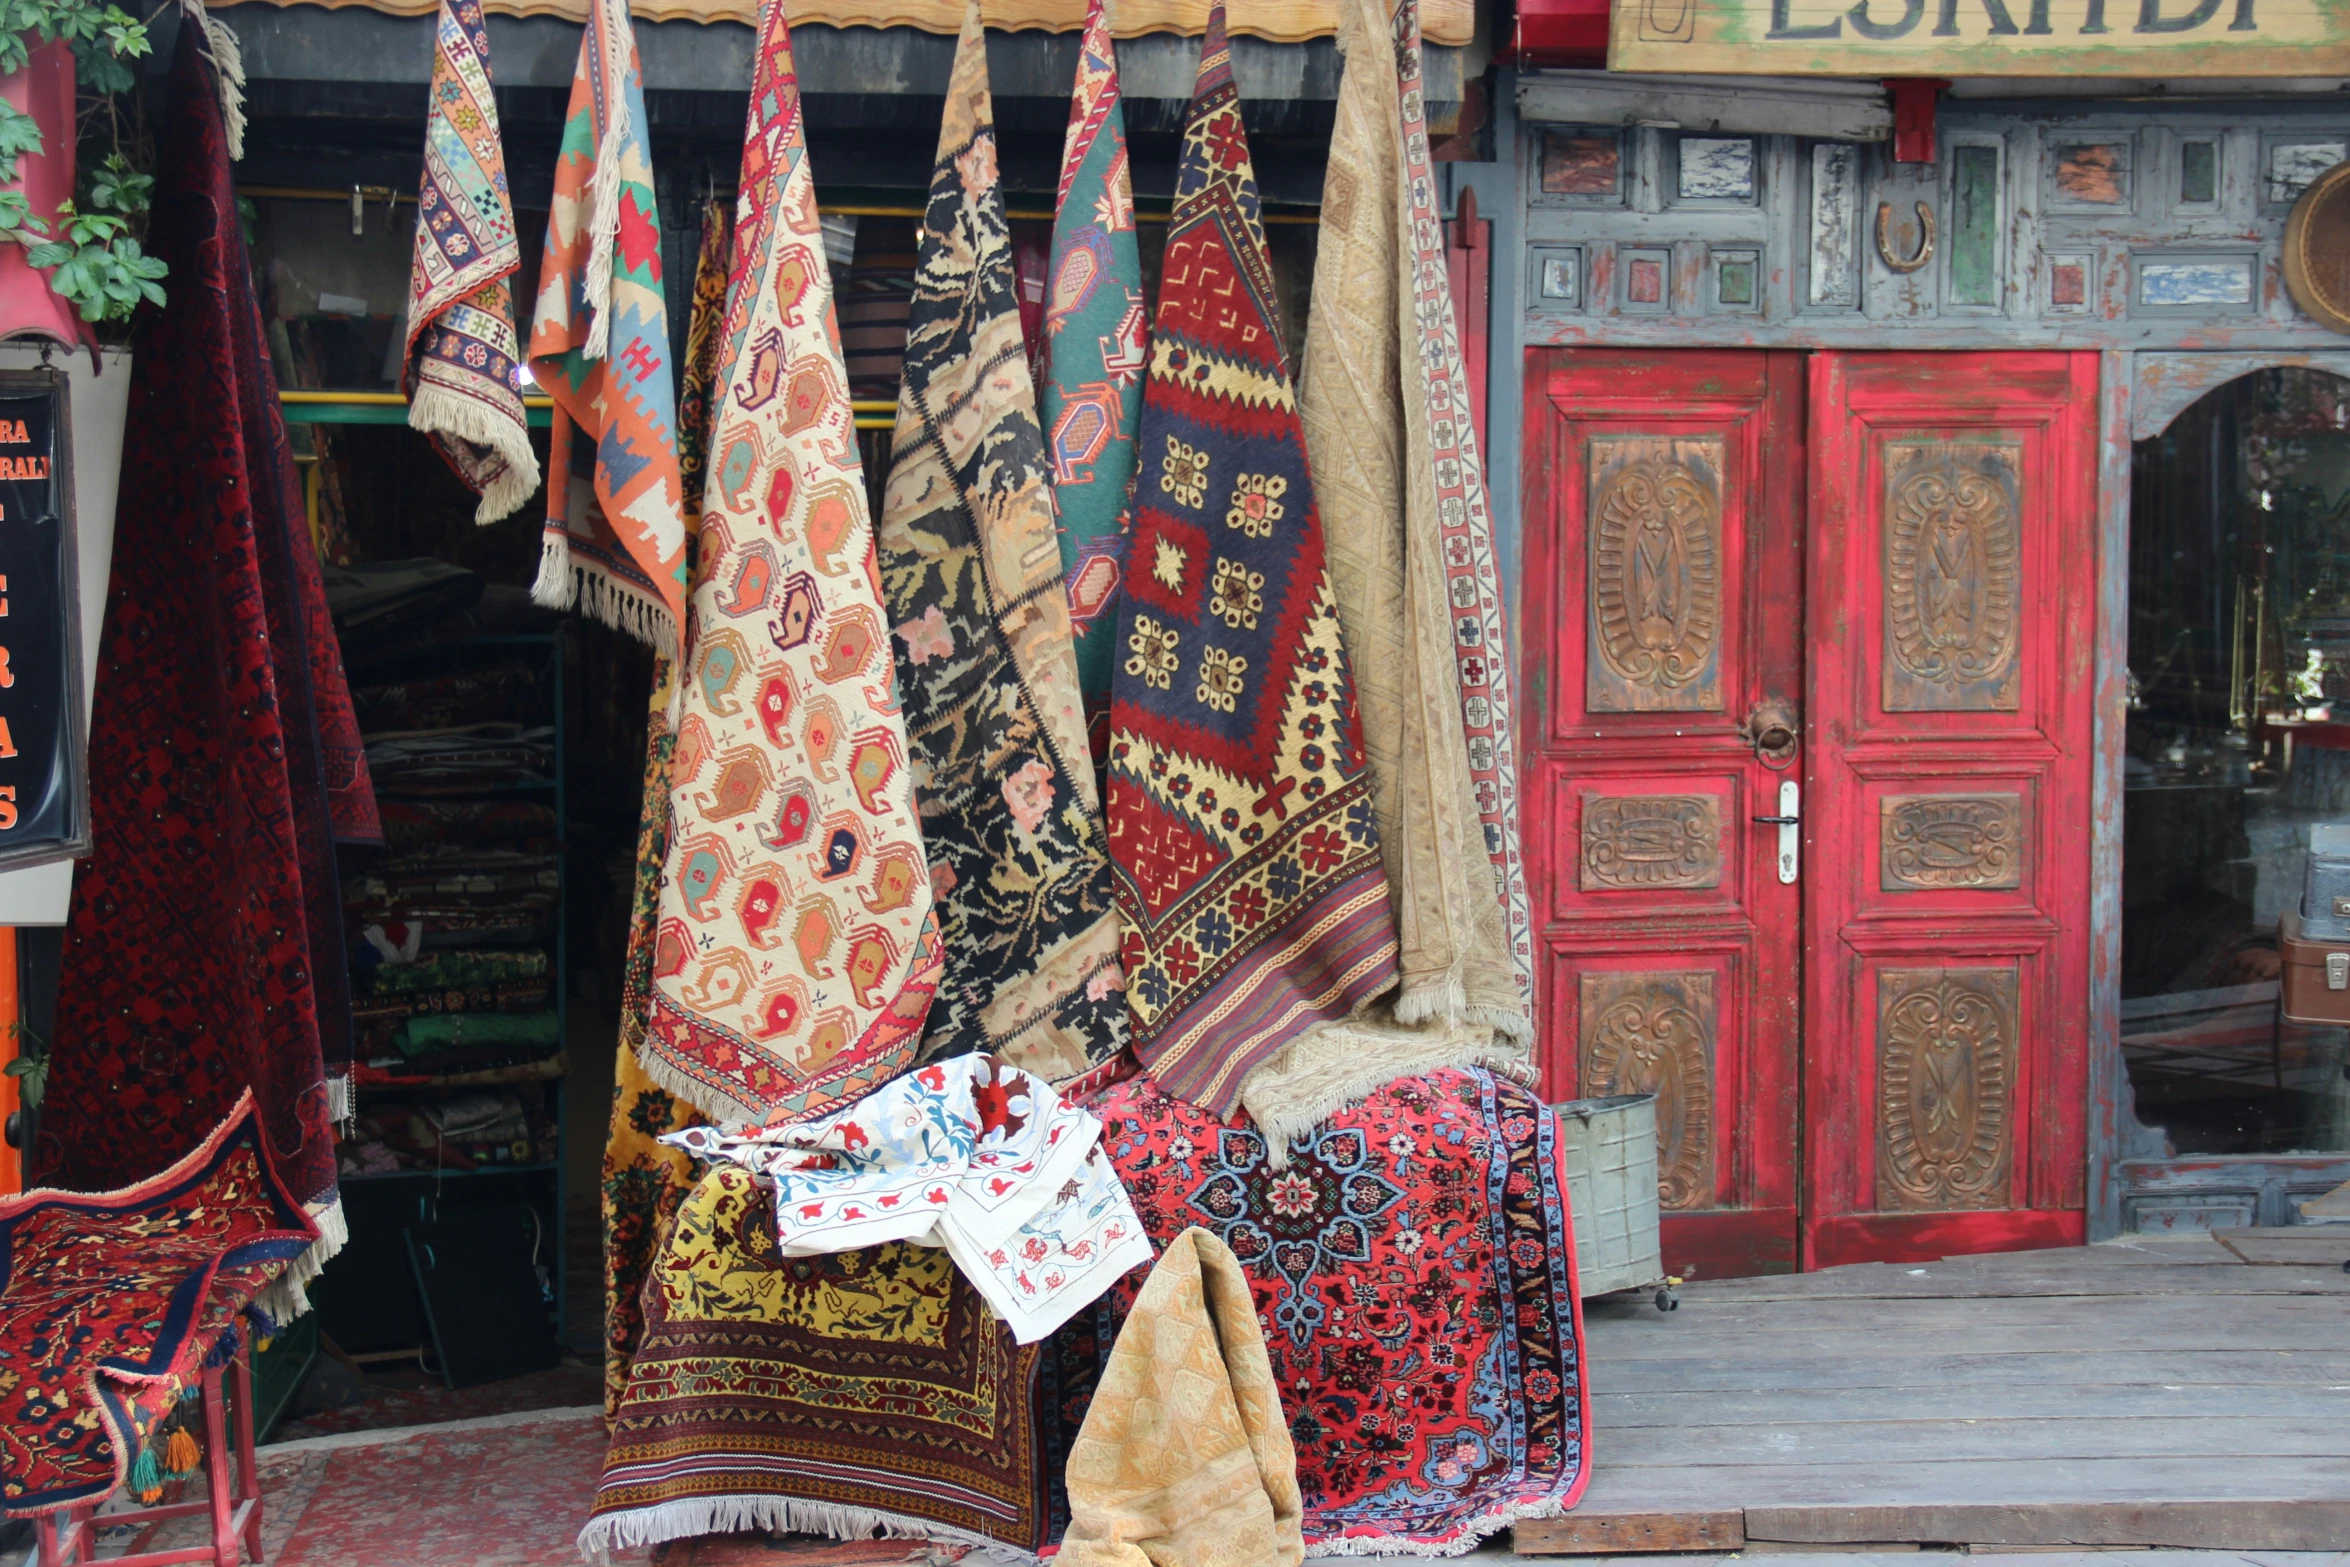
left=1101, top=1, right=1396, bottom=1118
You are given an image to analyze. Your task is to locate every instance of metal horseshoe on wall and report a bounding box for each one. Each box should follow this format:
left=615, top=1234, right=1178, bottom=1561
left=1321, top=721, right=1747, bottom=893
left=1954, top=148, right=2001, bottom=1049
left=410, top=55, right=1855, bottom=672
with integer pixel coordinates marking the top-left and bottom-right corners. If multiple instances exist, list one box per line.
left=1875, top=200, right=1935, bottom=274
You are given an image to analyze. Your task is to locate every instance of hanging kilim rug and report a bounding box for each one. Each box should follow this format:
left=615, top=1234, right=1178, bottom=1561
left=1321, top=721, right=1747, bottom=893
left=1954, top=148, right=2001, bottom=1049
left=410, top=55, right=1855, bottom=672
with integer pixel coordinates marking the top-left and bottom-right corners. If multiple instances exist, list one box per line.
left=526, top=0, right=688, bottom=650
left=604, top=198, right=728, bottom=1420
left=1, top=1092, right=316, bottom=1517
left=879, top=0, right=1123, bottom=1080
left=37, top=28, right=346, bottom=1318
left=1089, top=1068, right=1591, bottom=1553
left=1039, top=0, right=1146, bottom=753
left=1104, top=1, right=1397, bottom=1116
left=581, top=1167, right=1051, bottom=1560
left=404, top=0, right=540, bottom=524
left=642, top=0, right=941, bottom=1127
left=1248, top=0, right=1534, bottom=1148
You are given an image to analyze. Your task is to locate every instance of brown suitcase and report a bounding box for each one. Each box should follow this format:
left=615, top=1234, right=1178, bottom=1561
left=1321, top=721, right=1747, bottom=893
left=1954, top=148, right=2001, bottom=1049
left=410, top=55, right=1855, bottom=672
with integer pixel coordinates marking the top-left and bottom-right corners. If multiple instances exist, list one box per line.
left=2279, top=910, right=2350, bottom=1026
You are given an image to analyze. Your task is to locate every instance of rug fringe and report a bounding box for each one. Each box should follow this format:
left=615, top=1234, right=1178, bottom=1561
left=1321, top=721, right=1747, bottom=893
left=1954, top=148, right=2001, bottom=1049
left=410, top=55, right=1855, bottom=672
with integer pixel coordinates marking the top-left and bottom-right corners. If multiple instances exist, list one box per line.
left=324, top=1073, right=350, bottom=1124
left=532, top=534, right=679, bottom=651
left=1301, top=1495, right=1570, bottom=1558
left=579, top=0, right=633, bottom=363
left=181, top=0, right=247, bottom=161
left=576, top=1492, right=1034, bottom=1566
left=1241, top=1014, right=1532, bottom=1168
left=410, top=382, right=544, bottom=525
left=631, top=1027, right=761, bottom=1130
left=258, top=1195, right=347, bottom=1324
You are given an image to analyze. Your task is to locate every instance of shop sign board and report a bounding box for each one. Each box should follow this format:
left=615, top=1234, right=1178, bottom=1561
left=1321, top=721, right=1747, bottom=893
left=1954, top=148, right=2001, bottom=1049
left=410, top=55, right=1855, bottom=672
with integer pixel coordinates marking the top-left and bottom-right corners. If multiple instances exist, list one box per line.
left=0, top=370, right=87, bottom=873
left=1609, top=0, right=2350, bottom=75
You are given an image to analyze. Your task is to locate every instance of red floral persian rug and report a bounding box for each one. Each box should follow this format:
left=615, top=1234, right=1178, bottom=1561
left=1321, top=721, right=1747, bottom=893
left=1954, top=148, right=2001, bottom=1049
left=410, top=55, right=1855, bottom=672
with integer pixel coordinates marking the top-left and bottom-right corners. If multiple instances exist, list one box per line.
left=1082, top=1068, right=1591, bottom=1552
left=0, top=1093, right=315, bottom=1516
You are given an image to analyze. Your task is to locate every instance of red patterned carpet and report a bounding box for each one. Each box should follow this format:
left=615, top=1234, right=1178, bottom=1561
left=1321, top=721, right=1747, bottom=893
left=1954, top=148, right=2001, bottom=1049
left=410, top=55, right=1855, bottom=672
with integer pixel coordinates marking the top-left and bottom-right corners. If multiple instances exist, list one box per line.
left=269, top=1361, right=602, bottom=1442
left=126, top=1412, right=607, bottom=1566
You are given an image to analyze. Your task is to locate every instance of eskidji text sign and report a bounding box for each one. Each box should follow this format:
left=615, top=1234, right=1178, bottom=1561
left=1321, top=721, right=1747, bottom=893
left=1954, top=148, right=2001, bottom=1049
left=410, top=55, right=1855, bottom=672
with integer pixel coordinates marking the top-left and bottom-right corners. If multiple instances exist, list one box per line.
left=0, top=375, right=88, bottom=873
left=1609, top=0, right=2350, bottom=74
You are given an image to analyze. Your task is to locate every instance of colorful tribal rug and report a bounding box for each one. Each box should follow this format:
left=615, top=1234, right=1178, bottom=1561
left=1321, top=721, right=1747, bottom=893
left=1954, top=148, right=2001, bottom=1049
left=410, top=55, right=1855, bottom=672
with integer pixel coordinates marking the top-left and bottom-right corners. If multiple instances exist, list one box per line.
left=642, top=0, right=941, bottom=1127
left=526, top=0, right=688, bottom=649
left=1091, top=1068, right=1591, bottom=1552
left=404, top=0, right=539, bottom=524
left=37, top=29, right=346, bottom=1313
left=603, top=199, right=729, bottom=1420
left=1103, top=3, right=1397, bottom=1117
left=668, top=1054, right=1149, bottom=1341
left=1251, top=0, right=1534, bottom=1146
left=1, top=1092, right=315, bottom=1516
left=879, top=0, right=1123, bottom=1078
left=581, top=1168, right=1050, bottom=1560
left=1039, top=0, right=1146, bottom=756
left=1058, top=1227, right=1301, bottom=1567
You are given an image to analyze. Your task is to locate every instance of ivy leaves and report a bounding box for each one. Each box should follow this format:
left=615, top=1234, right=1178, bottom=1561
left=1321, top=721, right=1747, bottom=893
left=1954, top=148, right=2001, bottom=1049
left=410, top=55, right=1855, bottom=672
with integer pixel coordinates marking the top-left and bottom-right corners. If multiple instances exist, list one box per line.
left=0, top=2, right=160, bottom=323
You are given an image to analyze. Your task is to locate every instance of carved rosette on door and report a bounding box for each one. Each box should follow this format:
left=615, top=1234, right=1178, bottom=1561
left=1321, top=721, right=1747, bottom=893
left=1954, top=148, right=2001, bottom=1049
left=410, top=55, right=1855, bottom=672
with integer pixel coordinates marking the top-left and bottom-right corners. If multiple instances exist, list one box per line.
left=1580, top=970, right=1717, bottom=1210
left=1882, top=443, right=2023, bottom=712
left=1587, top=437, right=1725, bottom=713
left=1876, top=967, right=2018, bottom=1213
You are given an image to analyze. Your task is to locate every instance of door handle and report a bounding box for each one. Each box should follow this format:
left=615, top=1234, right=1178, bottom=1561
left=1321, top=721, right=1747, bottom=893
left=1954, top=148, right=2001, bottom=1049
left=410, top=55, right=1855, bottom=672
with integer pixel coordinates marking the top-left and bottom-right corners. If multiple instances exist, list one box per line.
left=1759, top=781, right=1799, bottom=884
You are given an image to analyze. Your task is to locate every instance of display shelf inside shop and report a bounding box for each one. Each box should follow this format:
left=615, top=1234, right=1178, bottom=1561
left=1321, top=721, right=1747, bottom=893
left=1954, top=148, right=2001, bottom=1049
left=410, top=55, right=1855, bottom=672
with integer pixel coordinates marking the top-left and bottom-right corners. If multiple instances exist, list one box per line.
left=320, top=623, right=572, bottom=1362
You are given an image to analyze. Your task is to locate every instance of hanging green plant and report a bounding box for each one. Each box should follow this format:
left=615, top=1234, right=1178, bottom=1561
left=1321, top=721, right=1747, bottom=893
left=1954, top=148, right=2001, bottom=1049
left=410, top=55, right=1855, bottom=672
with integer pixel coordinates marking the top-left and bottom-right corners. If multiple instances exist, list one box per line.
left=0, top=0, right=160, bottom=323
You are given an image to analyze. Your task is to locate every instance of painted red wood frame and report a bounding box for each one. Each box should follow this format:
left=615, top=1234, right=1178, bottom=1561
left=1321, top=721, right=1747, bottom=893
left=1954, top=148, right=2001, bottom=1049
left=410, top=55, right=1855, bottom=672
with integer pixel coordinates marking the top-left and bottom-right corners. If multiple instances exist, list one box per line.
left=1523, top=349, right=1806, bottom=1282
left=1444, top=189, right=1491, bottom=451
left=1803, top=351, right=2095, bottom=1268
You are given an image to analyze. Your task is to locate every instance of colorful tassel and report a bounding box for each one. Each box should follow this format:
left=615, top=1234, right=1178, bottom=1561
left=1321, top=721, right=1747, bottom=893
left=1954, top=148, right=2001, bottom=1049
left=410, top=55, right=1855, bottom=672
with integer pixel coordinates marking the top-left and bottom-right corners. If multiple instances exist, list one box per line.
left=129, top=1444, right=163, bottom=1503
left=165, top=1427, right=201, bottom=1474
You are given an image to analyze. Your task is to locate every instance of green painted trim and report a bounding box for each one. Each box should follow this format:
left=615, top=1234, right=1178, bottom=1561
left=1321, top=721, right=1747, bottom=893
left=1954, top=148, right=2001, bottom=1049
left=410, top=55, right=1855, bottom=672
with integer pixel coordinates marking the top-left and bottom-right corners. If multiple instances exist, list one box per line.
left=281, top=401, right=555, bottom=428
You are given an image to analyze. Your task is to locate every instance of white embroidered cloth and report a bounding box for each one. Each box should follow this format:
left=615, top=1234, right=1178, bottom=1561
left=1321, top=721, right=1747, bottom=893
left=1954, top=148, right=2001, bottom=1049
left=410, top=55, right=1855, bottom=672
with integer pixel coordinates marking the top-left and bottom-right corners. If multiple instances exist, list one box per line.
left=665, top=1054, right=1152, bottom=1342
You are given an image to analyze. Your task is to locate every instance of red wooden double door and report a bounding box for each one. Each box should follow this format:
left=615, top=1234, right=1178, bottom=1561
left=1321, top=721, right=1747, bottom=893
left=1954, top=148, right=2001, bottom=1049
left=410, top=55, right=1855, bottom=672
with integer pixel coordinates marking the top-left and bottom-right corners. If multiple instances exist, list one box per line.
left=1525, top=350, right=2097, bottom=1276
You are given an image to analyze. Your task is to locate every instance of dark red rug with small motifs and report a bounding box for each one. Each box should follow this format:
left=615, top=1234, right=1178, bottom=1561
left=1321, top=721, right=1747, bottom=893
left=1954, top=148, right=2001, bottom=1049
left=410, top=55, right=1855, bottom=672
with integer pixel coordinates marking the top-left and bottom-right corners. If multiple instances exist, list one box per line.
left=1077, top=1067, right=1590, bottom=1552
left=32, top=31, right=349, bottom=1248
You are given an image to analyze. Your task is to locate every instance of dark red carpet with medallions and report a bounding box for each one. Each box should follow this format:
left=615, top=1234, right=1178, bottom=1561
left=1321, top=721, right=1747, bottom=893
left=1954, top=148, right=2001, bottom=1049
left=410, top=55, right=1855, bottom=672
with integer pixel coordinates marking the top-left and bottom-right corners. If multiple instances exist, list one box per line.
left=33, top=31, right=349, bottom=1242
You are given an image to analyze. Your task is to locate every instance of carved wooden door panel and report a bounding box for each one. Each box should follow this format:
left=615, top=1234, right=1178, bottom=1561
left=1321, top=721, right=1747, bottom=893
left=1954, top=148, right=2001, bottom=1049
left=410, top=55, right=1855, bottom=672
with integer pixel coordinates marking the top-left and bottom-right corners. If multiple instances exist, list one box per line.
left=1524, top=349, right=1806, bottom=1280
left=1803, top=351, right=2096, bottom=1268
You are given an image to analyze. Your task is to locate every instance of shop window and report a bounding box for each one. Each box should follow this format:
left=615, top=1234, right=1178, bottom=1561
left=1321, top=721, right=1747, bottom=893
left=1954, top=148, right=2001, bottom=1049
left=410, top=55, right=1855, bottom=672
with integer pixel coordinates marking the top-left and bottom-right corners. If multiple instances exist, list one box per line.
left=2125, top=367, right=2350, bottom=1155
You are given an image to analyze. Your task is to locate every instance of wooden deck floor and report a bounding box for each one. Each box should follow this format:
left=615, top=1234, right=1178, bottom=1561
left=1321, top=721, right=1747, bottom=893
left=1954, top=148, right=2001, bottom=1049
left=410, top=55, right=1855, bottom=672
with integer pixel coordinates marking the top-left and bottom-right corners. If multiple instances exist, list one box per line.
left=1524, top=1229, right=2350, bottom=1555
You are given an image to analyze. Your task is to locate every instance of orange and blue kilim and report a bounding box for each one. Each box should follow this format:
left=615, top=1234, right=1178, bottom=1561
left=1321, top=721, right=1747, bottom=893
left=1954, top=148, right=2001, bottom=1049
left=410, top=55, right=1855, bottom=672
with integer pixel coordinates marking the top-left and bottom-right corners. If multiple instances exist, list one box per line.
left=1104, top=2, right=1398, bottom=1116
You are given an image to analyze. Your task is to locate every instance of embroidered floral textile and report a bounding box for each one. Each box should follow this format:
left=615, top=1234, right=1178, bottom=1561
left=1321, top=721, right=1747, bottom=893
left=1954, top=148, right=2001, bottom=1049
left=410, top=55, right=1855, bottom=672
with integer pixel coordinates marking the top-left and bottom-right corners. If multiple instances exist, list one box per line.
left=669, top=1053, right=1150, bottom=1342
left=1104, top=3, right=1398, bottom=1115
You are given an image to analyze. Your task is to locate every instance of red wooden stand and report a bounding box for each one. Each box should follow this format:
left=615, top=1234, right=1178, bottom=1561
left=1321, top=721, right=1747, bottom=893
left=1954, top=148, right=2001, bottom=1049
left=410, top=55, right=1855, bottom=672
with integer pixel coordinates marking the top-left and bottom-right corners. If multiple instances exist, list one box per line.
left=35, top=1344, right=263, bottom=1567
